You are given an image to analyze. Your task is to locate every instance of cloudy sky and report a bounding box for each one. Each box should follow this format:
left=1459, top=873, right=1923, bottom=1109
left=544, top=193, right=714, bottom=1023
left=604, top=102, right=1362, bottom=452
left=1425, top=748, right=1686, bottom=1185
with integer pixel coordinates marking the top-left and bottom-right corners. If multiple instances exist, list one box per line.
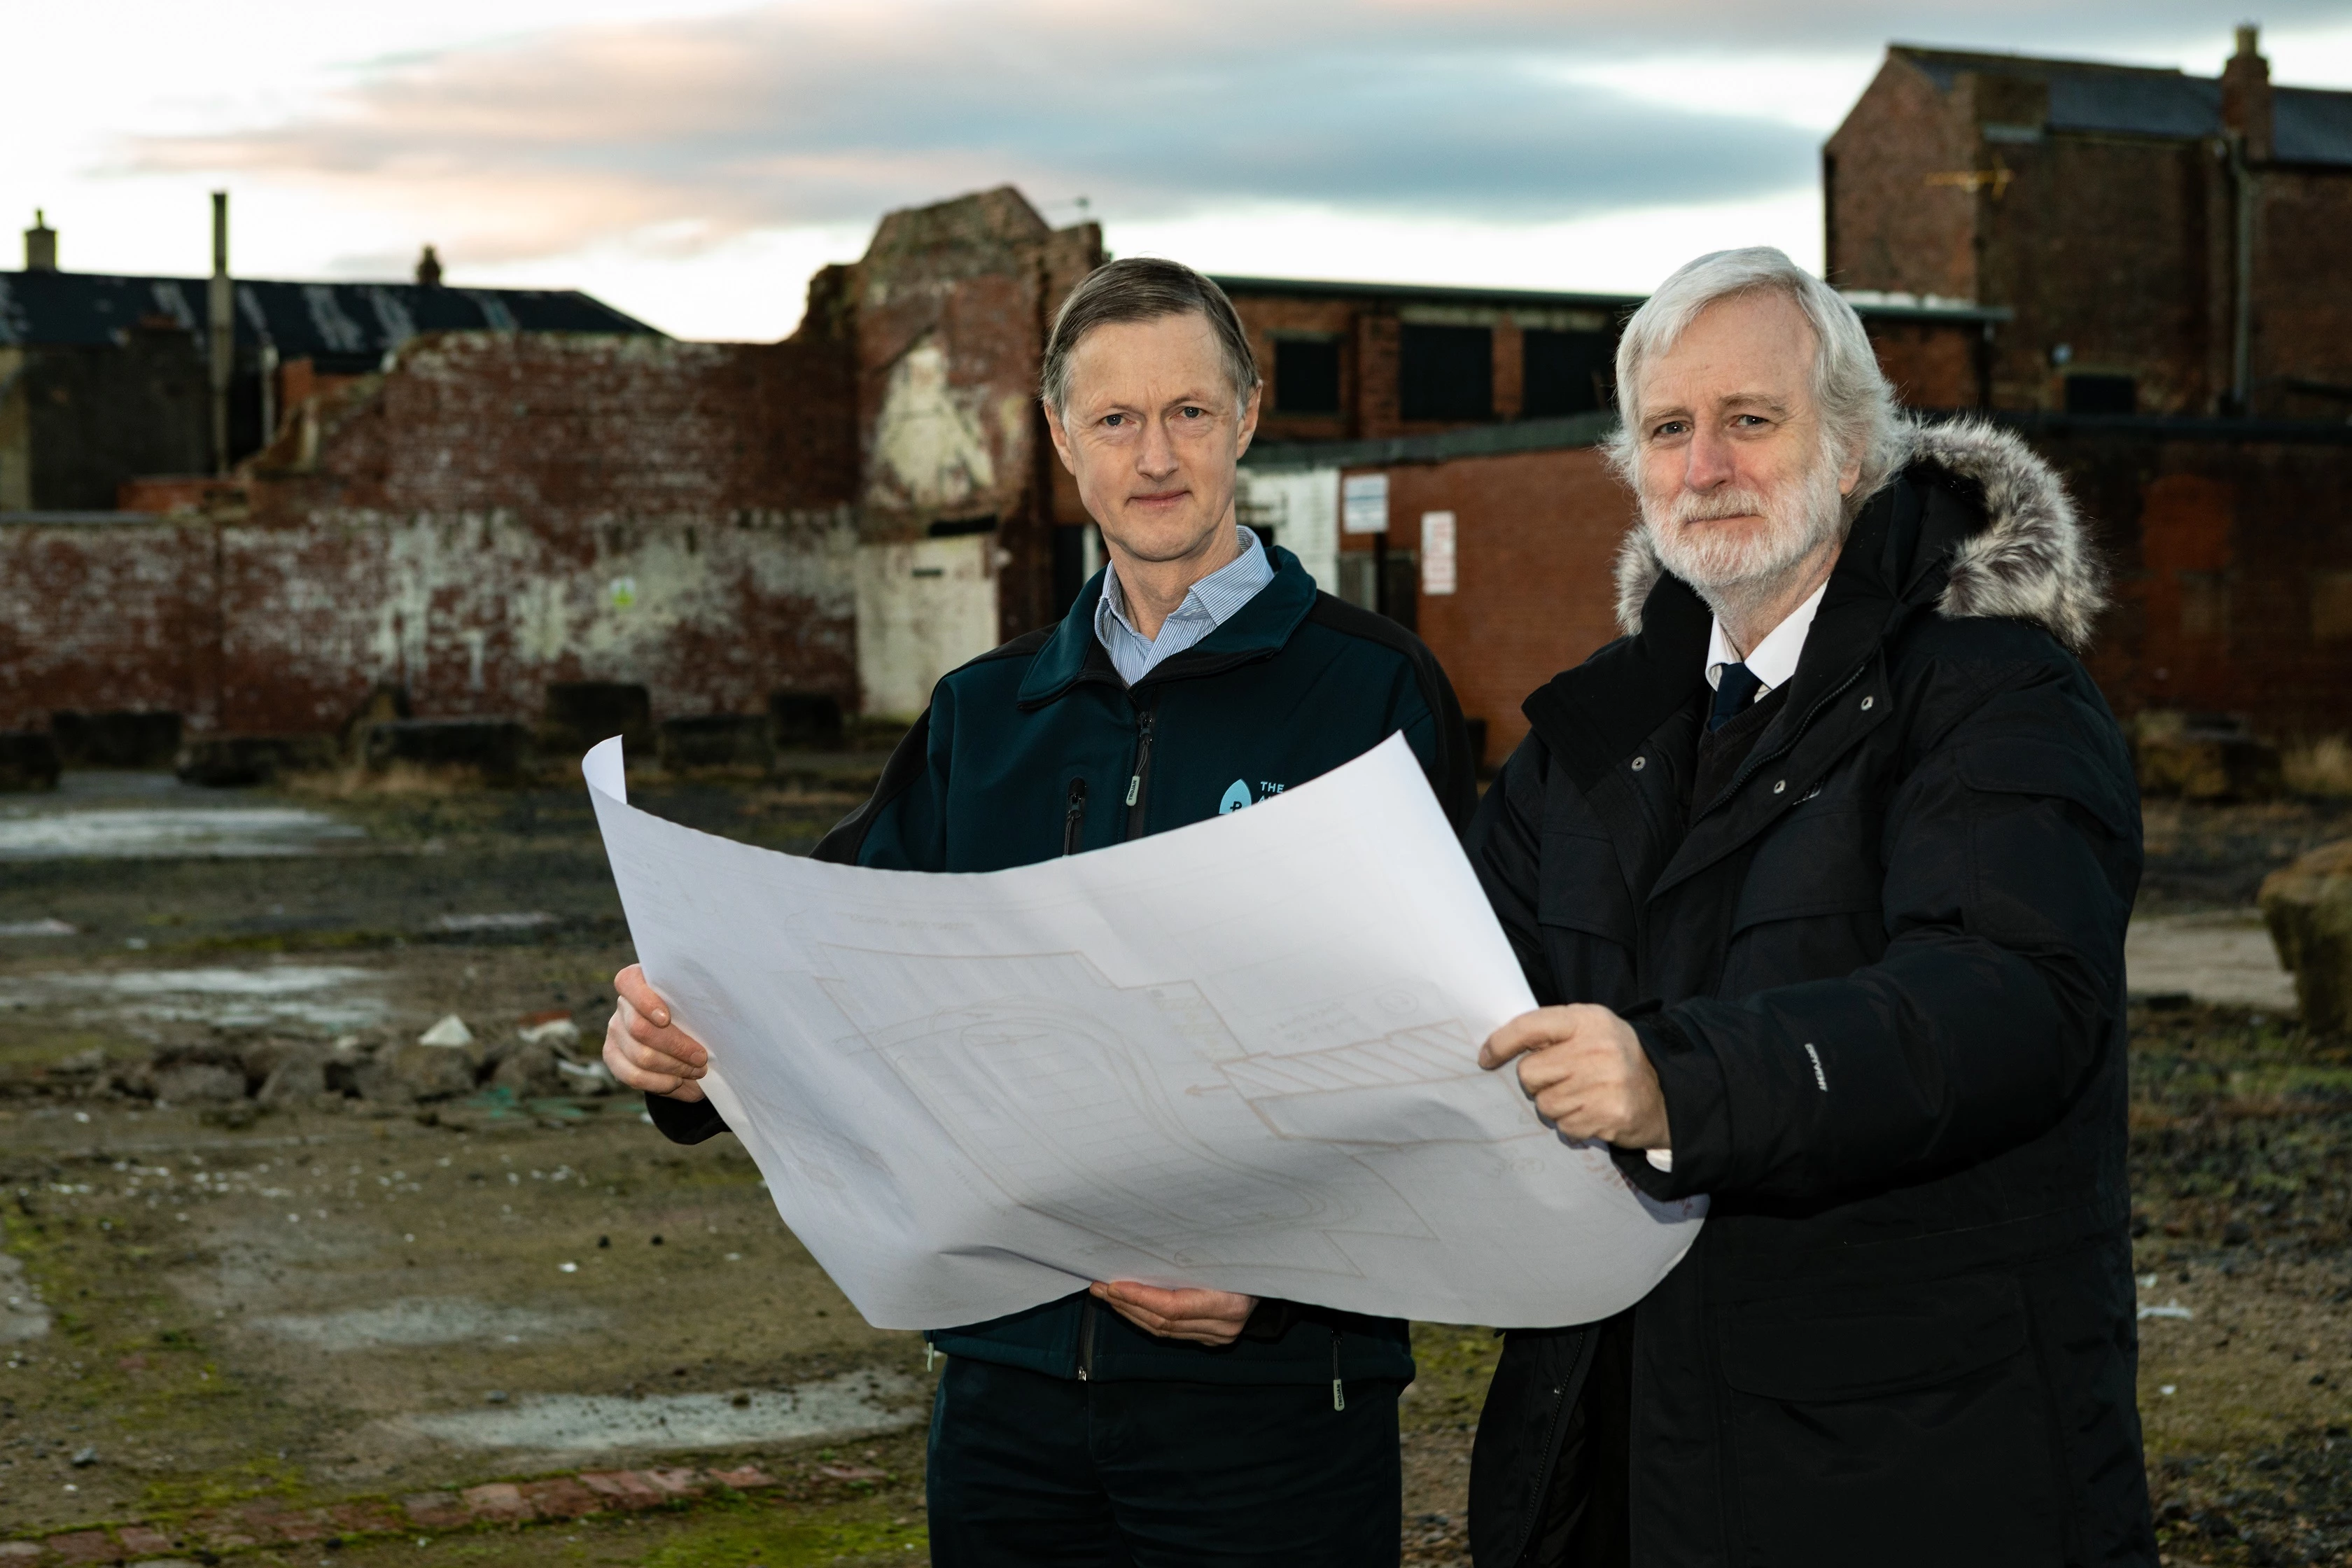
left=11, top=2, right=2352, bottom=340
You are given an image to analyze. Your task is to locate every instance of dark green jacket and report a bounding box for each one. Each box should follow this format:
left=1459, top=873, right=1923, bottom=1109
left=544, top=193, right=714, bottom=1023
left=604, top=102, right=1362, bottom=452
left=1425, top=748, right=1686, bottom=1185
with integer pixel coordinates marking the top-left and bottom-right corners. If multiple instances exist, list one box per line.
left=653, top=545, right=1473, bottom=1387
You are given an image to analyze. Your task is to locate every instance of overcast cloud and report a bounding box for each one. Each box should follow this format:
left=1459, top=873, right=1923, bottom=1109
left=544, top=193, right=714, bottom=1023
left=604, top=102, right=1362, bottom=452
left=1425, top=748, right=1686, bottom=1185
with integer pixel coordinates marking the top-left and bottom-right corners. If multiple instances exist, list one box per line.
left=13, top=1, right=2352, bottom=336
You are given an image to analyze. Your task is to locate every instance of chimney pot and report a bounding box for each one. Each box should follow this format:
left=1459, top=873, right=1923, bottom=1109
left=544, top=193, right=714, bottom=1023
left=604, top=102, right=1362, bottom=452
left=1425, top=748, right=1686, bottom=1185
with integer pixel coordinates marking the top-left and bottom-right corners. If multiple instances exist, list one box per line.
left=2235, top=23, right=2260, bottom=57
left=416, top=244, right=444, bottom=288
left=23, top=209, right=57, bottom=272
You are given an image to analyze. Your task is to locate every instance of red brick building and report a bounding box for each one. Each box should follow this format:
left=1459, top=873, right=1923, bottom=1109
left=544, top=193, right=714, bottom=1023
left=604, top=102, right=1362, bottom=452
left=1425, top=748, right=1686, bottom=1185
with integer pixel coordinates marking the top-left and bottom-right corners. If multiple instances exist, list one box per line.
left=1826, top=28, right=2352, bottom=419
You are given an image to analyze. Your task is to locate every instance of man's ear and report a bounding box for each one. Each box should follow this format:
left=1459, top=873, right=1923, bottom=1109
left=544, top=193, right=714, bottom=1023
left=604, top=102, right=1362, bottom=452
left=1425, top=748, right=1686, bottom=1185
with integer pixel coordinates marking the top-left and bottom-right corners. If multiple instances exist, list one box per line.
left=1043, top=400, right=1079, bottom=477
left=1837, top=448, right=1864, bottom=497
left=1234, top=384, right=1261, bottom=460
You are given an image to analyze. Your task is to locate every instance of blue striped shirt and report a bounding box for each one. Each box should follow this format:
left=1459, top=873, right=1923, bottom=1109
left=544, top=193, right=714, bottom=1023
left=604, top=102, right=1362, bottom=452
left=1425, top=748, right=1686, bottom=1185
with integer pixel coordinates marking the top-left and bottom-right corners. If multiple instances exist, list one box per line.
left=1093, top=527, right=1275, bottom=685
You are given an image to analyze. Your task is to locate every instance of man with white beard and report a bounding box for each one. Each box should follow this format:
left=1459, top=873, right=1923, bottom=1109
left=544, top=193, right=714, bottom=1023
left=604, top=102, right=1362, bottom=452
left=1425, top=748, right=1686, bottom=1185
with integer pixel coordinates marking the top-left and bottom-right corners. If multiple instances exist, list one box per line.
left=1462, top=248, right=2152, bottom=1567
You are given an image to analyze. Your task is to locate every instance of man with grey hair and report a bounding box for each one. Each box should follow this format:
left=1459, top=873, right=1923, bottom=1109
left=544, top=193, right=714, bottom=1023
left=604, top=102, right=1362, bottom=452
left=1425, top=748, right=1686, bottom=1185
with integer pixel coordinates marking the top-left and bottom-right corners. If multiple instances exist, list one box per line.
left=607, top=255, right=1474, bottom=1565
left=1464, top=248, right=2151, bottom=1565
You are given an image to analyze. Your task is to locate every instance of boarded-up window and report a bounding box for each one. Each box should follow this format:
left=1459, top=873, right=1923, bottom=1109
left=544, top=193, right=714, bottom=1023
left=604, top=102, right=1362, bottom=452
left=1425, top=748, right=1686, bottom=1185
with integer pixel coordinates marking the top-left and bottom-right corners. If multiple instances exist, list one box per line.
left=2313, top=573, right=2352, bottom=641
left=1521, top=328, right=1613, bottom=417
left=1274, top=337, right=1341, bottom=415
left=1399, top=325, right=1492, bottom=421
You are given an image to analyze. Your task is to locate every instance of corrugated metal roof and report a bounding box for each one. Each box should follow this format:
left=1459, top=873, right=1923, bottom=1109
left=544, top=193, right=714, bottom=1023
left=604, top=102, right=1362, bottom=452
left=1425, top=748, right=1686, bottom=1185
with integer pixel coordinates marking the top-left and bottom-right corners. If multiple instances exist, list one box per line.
left=0, top=271, right=661, bottom=361
left=1894, top=45, right=2352, bottom=165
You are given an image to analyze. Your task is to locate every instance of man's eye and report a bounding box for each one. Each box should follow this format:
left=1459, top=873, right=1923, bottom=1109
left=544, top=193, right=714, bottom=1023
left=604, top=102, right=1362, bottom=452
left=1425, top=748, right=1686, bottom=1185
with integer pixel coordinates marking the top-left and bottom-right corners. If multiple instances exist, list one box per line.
left=1102, top=413, right=1126, bottom=428
left=1179, top=406, right=1206, bottom=419
left=1651, top=420, right=1688, bottom=438
left=1733, top=414, right=1768, bottom=428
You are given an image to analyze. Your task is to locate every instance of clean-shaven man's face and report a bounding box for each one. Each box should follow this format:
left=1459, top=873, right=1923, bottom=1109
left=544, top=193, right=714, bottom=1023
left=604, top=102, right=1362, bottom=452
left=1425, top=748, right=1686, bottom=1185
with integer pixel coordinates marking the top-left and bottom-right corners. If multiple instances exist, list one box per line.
left=1046, top=312, right=1259, bottom=566
left=1630, top=289, right=1861, bottom=600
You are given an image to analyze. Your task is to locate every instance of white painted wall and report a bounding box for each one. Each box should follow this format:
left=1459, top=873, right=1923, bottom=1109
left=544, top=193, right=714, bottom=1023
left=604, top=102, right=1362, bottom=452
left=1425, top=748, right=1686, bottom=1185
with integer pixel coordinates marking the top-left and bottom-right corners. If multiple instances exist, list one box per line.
left=855, top=533, right=1001, bottom=719
left=1236, top=465, right=1340, bottom=592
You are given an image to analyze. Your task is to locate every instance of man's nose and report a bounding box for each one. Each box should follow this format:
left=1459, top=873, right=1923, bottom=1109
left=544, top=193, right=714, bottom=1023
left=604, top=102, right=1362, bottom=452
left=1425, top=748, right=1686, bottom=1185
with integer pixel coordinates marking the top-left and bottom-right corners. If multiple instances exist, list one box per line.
left=1135, top=415, right=1179, bottom=478
left=1683, top=425, right=1737, bottom=492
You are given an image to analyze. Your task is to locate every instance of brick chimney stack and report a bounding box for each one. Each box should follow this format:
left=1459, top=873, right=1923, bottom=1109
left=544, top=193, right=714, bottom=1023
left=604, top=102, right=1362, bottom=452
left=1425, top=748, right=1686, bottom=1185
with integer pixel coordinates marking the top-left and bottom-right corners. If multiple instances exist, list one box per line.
left=23, top=209, right=56, bottom=272
left=2222, top=23, right=2274, bottom=162
left=416, top=244, right=443, bottom=287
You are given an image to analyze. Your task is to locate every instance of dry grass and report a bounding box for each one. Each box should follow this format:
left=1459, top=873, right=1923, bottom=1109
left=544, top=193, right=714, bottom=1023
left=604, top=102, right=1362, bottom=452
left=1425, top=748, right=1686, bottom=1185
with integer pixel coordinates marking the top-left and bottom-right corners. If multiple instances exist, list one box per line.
left=2283, top=735, right=2352, bottom=798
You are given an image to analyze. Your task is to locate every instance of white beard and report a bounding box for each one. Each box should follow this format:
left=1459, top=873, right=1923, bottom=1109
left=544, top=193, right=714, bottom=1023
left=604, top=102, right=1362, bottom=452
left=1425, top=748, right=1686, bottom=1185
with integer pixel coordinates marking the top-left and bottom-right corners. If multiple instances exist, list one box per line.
left=1638, top=449, right=1847, bottom=622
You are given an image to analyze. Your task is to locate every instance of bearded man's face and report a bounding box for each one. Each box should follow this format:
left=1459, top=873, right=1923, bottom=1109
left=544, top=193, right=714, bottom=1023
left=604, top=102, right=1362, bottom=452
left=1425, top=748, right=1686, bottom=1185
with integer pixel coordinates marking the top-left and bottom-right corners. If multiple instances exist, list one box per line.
left=1629, top=291, right=1863, bottom=606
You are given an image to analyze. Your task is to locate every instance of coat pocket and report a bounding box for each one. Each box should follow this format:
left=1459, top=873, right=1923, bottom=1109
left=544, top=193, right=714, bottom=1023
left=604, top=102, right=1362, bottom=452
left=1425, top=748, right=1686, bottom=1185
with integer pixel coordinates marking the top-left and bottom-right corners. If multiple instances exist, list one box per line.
left=1716, top=1274, right=2065, bottom=1567
left=1535, top=830, right=1636, bottom=942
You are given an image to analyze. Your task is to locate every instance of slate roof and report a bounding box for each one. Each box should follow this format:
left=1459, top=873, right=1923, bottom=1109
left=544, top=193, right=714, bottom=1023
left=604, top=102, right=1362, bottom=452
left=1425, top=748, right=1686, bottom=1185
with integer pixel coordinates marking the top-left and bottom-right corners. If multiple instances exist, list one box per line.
left=0, top=271, right=661, bottom=368
left=1893, top=46, right=2352, bottom=167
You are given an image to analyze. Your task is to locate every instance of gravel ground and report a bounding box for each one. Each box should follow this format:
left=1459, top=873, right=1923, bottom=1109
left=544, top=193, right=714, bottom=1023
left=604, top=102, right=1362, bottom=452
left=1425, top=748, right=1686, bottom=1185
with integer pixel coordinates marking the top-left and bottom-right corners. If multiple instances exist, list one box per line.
left=1, top=774, right=2348, bottom=1563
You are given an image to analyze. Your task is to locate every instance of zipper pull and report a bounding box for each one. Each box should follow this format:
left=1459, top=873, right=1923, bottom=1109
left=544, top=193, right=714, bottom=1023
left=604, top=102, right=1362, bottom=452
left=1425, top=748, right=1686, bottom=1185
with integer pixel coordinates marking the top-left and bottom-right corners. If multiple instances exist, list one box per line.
left=1063, top=778, right=1088, bottom=856
left=925, top=1343, right=937, bottom=1372
left=1331, top=1332, right=1345, bottom=1411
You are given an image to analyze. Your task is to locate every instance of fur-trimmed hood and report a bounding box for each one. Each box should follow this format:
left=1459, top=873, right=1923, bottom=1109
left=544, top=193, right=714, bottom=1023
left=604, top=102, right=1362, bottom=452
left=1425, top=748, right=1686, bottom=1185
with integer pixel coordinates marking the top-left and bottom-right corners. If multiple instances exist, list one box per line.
left=1611, top=415, right=2107, bottom=652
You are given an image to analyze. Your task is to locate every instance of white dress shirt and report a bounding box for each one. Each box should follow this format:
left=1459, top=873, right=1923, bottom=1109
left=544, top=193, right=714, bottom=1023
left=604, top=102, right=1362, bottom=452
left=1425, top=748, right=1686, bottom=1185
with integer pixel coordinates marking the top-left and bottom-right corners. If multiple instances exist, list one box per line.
left=1649, top=580, right=1828, bottom=1174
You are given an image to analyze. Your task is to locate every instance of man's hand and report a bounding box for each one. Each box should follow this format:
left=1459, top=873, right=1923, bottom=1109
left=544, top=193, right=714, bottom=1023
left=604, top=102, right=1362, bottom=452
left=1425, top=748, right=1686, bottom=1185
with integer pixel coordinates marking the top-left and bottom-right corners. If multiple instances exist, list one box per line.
left=1479, top=1004, right=1670, bottom=1151
left=603, top=964, right=708, bottom=1102
left=1089, top=1281, right=1257, bottom=1347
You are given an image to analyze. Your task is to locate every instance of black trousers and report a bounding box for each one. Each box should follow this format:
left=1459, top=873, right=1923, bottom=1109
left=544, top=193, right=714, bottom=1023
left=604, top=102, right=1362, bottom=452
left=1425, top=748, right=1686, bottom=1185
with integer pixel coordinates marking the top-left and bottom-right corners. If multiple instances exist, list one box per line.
left=1520, top=1309, right=1632, bottom=1567
left=925, top=1355, right=1403, bottom=1567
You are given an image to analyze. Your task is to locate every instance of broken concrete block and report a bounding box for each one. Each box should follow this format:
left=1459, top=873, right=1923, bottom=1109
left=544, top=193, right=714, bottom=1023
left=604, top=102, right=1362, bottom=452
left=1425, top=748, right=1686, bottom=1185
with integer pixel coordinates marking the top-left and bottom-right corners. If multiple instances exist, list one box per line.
left=363, top=719, right=530, bottom=781
left=769, top=690, right=844, bottom=749
left=2135, top=713, right=2283, bottom=801
left=519, top=1016, right=583, bottom=1047
left=50, top=709, right=183, bottom=769
left=152, top=1060, right=249, bottom=1105
left=542, top=682, right=654, bottom=758
left=659, top=714, right=773, bottom=771
left=2261, top=839, right=2352, bottom=1032
left=258, top=1047, right=330, bottom=1105
left=176, top=732, right=337, bottom=787
left=0, top=732, right=62, bottom=792
left=417, top=1014, right=474, bottom=1049
left=491, top=1040, right=570, bottom=1098
left=359, top=1042, right=477, bottom=1102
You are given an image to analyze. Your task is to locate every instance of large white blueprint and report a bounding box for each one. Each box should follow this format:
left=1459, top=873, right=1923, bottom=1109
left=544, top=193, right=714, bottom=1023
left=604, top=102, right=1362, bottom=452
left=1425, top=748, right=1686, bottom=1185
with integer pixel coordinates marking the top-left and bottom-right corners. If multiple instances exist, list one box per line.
left=585, top=733, right=1703, bottom=1330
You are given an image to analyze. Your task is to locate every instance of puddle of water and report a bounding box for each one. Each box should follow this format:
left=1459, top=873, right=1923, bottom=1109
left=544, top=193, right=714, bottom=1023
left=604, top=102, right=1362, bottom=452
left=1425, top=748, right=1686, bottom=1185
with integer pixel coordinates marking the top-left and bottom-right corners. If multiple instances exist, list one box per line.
left=404, top=1369, right=922, bottom=1452
left=0, top=964, right=389, bottom=1032
left=435, top=913, right=556, bottom=932
left=253, top=1297, right=603, bottom=1351
left=0, top=806, right=364, bottom=860
left=2127, top=911, right=2297, bottom=1012
left=1, top=1254, right=50, bottom=1344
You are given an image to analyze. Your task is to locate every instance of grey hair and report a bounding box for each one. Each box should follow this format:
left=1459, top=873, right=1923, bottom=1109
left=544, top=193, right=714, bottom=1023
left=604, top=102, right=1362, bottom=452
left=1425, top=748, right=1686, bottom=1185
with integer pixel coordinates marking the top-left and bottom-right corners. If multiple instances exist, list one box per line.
left=1040, top=258, right=1260, bottom=417
left=1603, top=247, right=1906, bottom=510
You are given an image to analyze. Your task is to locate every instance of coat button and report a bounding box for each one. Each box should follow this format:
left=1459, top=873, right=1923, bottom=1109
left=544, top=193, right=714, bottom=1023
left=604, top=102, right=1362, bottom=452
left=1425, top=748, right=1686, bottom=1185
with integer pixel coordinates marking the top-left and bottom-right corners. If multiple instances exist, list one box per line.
left=1861, top=695, right=1875, bottom=710
left=1630, top=756, right=1646, bottom=771
left=1773, top=779, right=1787, bottom=793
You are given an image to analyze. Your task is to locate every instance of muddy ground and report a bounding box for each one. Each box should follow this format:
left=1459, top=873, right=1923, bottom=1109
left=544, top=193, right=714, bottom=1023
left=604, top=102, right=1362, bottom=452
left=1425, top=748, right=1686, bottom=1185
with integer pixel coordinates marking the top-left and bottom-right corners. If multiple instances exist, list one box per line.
left=0, top=772, right=2348, bottom=1565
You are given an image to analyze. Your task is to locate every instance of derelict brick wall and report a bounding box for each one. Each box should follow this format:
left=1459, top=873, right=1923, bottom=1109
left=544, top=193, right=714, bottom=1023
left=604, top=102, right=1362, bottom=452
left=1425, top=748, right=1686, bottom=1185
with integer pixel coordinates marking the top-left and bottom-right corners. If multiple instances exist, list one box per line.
left=1979, top=134, right=2225, bottom=414
left=2251, top=171, right=2352, bottom=418
left=2053, top=429, right=2352, bottom=738
left=1235, top=295, right=1357, bottom=443
left=0, top=519, right=213, bottom=732
left=1868, top=321, right=1982, bottom=408
left=1368, top=447, right=1632, bottom=762
left=1825, top=57, right=1979, bottom=300
left=0, top=329, right=864, bottom=736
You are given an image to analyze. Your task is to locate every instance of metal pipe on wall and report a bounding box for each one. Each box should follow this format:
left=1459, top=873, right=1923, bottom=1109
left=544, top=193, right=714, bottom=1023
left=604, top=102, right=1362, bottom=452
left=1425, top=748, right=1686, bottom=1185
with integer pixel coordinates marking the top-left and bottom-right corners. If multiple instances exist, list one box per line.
left=209, top=191, right=233, bottom=475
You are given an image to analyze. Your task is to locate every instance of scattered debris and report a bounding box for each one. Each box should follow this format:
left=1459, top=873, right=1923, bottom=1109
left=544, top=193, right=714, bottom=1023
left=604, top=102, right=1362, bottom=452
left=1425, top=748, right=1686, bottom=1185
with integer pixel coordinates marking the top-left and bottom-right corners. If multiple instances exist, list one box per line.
left=2138, top=1300, right=2196, bottom=1322
left=0, top=918, right=76, bottom=937
left=418, top=1014, right=475, bottom=1049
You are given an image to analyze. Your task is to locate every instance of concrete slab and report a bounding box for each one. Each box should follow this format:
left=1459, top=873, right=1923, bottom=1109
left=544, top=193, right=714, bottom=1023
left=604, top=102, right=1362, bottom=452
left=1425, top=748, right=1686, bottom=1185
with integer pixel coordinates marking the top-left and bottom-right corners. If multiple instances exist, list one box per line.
left=2127, top=909, right=2297, bottom=1013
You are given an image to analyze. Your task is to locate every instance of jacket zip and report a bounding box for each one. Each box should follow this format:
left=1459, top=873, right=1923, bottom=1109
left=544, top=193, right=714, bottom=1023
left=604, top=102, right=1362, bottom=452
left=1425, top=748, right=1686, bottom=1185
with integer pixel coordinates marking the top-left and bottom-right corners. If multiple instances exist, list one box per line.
left=1062, top=778, right=1088, bottom=855
left=1122, top=701, right=1158, bottom=841
left=1077, top=1296, right=1098, bottom=1381
left=1331, top=1330, right=1346, bottom=1411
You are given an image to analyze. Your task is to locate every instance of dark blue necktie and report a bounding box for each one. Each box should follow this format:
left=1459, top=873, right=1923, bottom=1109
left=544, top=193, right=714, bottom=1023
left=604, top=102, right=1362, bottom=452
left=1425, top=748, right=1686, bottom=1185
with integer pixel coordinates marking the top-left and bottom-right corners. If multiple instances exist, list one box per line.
left=1709, top=662, right=1763, bottom=733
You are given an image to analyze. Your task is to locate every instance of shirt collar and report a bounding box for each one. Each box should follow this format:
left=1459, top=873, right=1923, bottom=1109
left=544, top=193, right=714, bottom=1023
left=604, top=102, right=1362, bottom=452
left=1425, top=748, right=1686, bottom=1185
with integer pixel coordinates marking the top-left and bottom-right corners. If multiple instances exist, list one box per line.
left=1705, top=580, right=1828, bottom=694
left=1096, top=525, right=1270, bottom=643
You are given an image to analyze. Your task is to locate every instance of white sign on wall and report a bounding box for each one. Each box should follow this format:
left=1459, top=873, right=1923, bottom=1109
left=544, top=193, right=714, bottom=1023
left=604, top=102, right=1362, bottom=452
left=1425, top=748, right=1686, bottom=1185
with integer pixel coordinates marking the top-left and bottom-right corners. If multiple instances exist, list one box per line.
left=1421, top=511, right=1457, bottom=596
left=1236, top=467, right=1340, bottom=592
left=1341, top=472, right=1390, bottom=536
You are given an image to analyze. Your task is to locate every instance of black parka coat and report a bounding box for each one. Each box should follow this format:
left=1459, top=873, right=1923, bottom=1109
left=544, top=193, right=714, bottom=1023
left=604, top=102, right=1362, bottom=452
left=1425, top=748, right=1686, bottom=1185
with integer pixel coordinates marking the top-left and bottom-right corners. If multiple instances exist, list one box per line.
left=1463, top=419, right=2156, bottom=1567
